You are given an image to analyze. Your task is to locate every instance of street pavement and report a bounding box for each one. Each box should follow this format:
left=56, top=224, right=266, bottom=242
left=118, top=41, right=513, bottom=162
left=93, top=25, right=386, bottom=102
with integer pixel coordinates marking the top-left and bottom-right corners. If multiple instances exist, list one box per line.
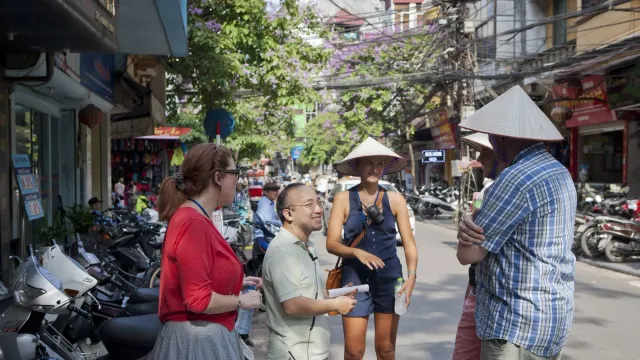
left=251, top=220, right=640, bottom=359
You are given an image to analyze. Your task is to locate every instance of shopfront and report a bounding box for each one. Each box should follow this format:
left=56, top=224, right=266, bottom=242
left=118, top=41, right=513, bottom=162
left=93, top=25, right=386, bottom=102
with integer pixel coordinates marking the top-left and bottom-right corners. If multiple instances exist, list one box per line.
left=4, top=53, right=113, bottom=281
left=110, top=127, right=190, bottom=206
left=553, top=75, right=626, bottom=184
left=606, top=60, right=640, bottom=196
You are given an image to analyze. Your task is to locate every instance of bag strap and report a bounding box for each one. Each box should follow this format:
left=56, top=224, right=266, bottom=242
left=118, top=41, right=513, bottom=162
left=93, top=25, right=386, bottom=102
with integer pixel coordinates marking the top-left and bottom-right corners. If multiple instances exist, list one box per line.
left=334, top=188, right=386, bottom=268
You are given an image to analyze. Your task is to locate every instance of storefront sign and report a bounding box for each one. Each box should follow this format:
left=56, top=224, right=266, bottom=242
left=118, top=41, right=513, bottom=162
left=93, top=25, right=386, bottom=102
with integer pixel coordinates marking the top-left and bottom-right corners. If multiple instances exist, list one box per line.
left=431, top=123, right=457, bottom=149
left=553, top=75, right=617, bottom=128
left=422, top=150, right=445, bottom=163
left=154, top=127, right=192, bottom=136
left=606, top=62, right=640, bottom=110
left=11, top=154, right=44, bottom=221
left=425, top=108, right=454, bottom=129
left=80, top=53, right=115, bottom=102
left=291, top=146, right=304, bottom=160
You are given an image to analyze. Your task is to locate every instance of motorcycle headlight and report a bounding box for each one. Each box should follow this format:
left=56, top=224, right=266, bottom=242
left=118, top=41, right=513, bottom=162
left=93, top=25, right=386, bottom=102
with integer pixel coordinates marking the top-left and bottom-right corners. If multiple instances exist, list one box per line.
left=13, top=272, right=50, bottom=312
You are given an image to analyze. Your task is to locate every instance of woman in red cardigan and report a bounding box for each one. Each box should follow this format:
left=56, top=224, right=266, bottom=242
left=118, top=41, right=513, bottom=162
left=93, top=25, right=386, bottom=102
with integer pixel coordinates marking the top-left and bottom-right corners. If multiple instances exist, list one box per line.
left=149, top=143, right=262, bottom=360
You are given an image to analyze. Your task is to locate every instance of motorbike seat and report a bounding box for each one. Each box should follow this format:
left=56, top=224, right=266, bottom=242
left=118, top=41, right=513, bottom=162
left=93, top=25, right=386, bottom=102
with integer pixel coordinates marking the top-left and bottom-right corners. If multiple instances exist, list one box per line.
left=98, top=314, right=160, bottom=359
left=120, top=301, right=159, bottom=317
left=148, top=240, right=163, bottom=250
left=129, top=287, right=160, bottom=304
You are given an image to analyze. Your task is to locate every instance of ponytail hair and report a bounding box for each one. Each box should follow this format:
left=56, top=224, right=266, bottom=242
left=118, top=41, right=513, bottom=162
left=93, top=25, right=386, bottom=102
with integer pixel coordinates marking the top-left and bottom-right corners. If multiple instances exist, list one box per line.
left=157, top=143, right=233, bottom=221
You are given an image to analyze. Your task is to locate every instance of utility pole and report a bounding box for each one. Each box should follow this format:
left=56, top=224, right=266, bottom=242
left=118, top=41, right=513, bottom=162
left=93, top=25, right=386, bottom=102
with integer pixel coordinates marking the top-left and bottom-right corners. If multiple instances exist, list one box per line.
left=437, top=0, right=476, bottom=221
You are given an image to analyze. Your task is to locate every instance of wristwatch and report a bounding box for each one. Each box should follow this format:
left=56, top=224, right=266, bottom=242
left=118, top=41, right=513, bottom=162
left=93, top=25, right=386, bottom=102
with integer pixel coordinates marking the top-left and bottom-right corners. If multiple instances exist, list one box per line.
left=407, top=270, right=417, bottom=277
left=237, top=296, right=242, bottom=310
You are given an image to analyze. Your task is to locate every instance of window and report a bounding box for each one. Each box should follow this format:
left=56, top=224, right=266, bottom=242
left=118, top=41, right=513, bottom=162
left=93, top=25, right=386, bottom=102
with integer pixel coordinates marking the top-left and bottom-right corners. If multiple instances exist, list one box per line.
left=476, top=20, right=496, bottom=62
left=305, top=103, right=318, bottom=123
left=582, top=0, right=606, bottom=11
left=553, top=0, right=568, bottom=46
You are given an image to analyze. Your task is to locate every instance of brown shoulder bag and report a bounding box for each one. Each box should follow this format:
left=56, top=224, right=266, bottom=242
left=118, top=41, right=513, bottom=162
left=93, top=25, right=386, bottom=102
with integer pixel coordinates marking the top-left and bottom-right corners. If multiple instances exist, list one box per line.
left=325, top=189, right=385, bottom=315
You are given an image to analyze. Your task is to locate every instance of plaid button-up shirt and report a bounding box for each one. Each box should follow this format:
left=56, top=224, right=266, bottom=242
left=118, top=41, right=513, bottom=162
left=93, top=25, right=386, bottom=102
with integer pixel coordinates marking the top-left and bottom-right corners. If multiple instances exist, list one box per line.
left=474, top=143, right=577, bottom=357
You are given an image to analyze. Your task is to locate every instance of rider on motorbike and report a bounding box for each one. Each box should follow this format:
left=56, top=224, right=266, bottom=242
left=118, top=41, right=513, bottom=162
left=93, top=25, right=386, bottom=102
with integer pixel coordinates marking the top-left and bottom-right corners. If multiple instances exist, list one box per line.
left=253, top=182, right=282, bottom=252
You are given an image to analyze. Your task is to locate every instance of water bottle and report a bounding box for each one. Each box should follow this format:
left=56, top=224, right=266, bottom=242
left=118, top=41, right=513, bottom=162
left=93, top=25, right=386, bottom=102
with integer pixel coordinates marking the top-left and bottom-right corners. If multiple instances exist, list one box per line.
left=235, top=286, right=255, bottom=335
left=394, top=278, right=407, bottom=315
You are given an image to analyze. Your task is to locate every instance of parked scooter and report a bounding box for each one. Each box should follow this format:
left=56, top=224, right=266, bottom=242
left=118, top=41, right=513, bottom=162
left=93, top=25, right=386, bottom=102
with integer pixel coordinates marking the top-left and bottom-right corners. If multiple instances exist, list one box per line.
left=600, top=218, right=640, bottom=263
left=0, top=250, right=85, bottom=360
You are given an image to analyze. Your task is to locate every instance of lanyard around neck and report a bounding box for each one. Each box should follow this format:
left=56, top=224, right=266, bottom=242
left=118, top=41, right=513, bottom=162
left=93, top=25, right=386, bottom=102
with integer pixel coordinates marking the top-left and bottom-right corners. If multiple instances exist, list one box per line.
left=189, top=198, right=209, bottom=219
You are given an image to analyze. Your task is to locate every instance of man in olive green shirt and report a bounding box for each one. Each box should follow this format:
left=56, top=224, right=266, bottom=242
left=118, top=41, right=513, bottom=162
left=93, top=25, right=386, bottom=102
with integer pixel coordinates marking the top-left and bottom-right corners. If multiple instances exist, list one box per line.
left=263, top=184, right=356, bottom=360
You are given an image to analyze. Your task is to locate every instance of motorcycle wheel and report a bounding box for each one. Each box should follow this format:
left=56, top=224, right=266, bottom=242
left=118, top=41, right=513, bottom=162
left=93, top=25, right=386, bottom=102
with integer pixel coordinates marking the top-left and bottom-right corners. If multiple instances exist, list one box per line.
left=580, top=227, right=604, bottom=258
left=419, top=204, right=435, bottom=220
left=604, top=241, right=627, bottom=263
left=148, top=266, right=161, bottom=288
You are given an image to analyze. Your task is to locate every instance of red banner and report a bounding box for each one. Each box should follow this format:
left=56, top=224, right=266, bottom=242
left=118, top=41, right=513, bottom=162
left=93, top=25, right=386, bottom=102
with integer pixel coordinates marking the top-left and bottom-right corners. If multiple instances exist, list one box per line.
left=431, top=123, right=456, bottom=149
left=154, top=127, right=191, bottom=136
left=553, top=75, right=617, bottom=128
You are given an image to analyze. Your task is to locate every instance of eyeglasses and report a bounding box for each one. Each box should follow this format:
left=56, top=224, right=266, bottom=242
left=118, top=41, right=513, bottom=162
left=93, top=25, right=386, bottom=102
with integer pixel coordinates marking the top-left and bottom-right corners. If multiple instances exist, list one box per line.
left=223, top=169, right=240, bottom=176
left=289, top=199, right=325, bottom=210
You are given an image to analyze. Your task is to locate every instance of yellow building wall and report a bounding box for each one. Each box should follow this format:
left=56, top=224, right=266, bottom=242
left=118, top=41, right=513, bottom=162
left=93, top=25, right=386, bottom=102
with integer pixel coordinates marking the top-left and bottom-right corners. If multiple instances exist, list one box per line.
left=575, top=0, right=640, bottom=54
left=546, top=0, right=578, bottom=49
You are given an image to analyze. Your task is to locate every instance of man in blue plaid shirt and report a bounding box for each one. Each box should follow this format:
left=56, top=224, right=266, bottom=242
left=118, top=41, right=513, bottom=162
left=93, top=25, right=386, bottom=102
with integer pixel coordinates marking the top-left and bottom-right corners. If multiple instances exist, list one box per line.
left=456, top=86, right=577, bottom=360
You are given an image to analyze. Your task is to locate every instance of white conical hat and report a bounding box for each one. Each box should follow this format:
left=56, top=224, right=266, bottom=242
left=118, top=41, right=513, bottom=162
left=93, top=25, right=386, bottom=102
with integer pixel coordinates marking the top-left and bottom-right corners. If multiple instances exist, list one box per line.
left=337, top=137, right=407, bottom=176
left=462, top=132, right=492, bottom=152
left=460, top=85, right=563, bottom=141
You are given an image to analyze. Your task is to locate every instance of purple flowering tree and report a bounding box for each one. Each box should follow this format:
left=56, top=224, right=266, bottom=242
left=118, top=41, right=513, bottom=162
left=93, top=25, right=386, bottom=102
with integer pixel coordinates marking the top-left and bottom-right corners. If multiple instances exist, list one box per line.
left=169, top=0, right=330, bottom=160
left=302, top=26, right=440, bottom=186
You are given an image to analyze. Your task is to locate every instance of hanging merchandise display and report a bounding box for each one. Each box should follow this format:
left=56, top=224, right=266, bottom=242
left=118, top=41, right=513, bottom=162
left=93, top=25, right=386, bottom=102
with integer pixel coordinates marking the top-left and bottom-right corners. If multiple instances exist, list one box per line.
left=111, top=136, right=188, bottom=209
left=111, top=138, right=166, bottom=193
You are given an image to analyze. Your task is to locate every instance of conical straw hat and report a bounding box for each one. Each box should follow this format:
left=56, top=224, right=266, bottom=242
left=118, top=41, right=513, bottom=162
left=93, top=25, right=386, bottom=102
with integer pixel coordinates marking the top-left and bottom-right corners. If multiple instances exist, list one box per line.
left=460, top=85, right=563, bottom=141
left=462, top=132, right=493, bottom=152
left=337, top=137, right=407, bottom=176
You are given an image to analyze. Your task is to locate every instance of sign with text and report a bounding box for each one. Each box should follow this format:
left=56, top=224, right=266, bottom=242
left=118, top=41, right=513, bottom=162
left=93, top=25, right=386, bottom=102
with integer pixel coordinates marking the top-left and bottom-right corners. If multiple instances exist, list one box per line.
left=606, top=62, right=640, bottom=110
left=291, top=146, right=304, bottom=160
left=431, top=123, right=457, bottom=149
left=80, top=53, right=115, bottom=102
left=553, top=75, right=617, bottom=128
left=11, top=154, right=45, bottom=221
left=154, top=127, right=192, bottom=136
left=422, top=150, right=446, bottom=163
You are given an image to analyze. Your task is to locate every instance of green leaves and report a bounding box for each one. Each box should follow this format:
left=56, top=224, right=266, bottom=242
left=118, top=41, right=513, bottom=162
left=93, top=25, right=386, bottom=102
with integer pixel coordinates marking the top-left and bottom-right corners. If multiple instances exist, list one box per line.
left=169, top=0, right=330, bottom=160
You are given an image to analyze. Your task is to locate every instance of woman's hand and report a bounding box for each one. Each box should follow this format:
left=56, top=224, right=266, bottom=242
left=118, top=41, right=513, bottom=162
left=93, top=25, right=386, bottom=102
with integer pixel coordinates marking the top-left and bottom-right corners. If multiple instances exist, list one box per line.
left=238, top=290, right=262, bottom=309
left=398, top=276, right=416, bottom=307
left=243, top=276, right=263, bottom=290
left=354, top=249, right=385, bottom=270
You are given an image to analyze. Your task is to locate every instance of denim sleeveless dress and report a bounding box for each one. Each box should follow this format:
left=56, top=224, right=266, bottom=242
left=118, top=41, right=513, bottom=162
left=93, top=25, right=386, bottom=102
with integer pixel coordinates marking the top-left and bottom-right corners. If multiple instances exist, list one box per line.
left=341, top=186, right=403, bottom=316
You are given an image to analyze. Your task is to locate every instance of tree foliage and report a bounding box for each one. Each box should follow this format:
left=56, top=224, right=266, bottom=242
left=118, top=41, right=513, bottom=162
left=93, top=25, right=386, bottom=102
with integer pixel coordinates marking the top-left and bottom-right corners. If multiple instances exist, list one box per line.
left=169, top=0, right=330, bottom=159
left=302, top=29, right=439, bottom=168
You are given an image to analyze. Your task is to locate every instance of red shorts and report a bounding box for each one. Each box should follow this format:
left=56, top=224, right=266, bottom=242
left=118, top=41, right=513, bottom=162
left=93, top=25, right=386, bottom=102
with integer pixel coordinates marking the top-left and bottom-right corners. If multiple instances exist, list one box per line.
left=452, top=285, right=481, bottom=360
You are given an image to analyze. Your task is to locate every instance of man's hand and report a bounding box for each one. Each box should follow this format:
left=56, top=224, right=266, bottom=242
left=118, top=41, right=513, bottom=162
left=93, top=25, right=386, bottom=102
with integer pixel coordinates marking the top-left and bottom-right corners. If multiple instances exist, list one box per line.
left=457, top=213, right=485, bottom=246
left=333, top=296, right=357, bottom=315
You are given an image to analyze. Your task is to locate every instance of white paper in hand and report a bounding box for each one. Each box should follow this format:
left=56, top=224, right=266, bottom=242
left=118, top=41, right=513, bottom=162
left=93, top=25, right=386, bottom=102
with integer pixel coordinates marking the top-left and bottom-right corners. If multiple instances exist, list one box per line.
left=328, top=285, right=369, bottom=298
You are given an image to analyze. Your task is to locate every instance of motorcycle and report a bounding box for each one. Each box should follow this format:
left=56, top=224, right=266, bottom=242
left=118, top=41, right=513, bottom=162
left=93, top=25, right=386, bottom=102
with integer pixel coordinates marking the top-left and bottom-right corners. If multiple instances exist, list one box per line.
left=600, top=218, right=640, bottom=263
left=0, top=249, right=87, bottom=360
left=418, top=192, right=459, bottom=219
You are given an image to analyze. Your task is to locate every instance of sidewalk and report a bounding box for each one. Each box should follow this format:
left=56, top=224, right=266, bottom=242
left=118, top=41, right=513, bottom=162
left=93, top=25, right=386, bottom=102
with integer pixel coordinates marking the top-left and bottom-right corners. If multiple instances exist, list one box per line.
left=248, top=310, right=269, bottom=359
left=419, top=217, right=640, bottom=278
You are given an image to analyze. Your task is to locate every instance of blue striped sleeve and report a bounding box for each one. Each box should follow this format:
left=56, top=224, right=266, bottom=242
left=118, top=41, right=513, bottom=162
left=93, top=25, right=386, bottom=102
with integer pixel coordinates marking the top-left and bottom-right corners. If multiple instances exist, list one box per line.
left=474, top=175, right=531, bottom=254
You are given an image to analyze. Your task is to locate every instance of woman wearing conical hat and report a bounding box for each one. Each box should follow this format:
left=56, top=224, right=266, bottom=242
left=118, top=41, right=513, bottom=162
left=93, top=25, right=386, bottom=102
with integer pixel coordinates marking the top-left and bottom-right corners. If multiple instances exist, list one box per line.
left=453, top=132, right=507, bottom=360
left=326, top=137, right=418, bottom=360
